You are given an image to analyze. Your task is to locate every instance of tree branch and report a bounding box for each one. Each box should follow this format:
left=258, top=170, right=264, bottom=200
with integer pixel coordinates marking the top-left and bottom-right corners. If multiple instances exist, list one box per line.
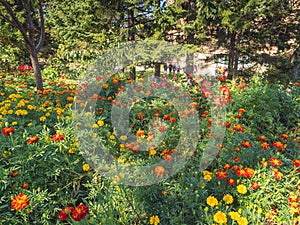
left=35, top=0, right=45, bottom=52
left=0, top=0, right=32, bottom=46
left=21, top=0, right=35, bottom=43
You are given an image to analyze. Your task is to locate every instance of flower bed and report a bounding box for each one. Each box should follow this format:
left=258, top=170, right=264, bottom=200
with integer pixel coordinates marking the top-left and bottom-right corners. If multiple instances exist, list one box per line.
left=0, top=69, right=299, bottom=224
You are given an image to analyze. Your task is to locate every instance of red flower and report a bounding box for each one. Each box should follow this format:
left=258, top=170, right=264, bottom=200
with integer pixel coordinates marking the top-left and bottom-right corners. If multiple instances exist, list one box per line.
left=233, top=124, right=244, bottom=133
left=59, top=206, right=75, bottom=221
left=27, top=136, right=39, bottom=144
left=159, top=125, right=166, bottom=132
left=216, top=169, right=228, bottom=180
left=269, top=158, right=282, bottom=166
left=236, top=114, right=243, bottom=119
left=52, top=133, right=64, bottom=142
left=219, top=85, right=231, bottom=103
left=11, top=171, right=19, bottom=177
left=19, top=65, right=26, bottom=71
left=71, top=203, right=89, bottom=221
left=236, top=168, right=254, bottom=178
left=273, top=141, right=285, bottom=151
left=223, top=163, right=231, bottom=170
left=272, top=169, right=284, bottom=180
left=241, top=141, right=252, bottom=148
left=227, top=178, right=236, bottom=186
left=170, top=118, right=176, bottom=123
left=238, top=108, right=246, bottom=113
left=11, top=193, right=29, bottom=211
left=261, top=142, right=270, bottom=150
left=22, top=183, right=29, bottom=189
left=2, top=127, right=15, bottom=136
left=219, top=75, right=226, bottom=82
left=258, top=136, right=266, bottom=142
left=252, top=182, right=260, bottom=191
left=292, top=159, right=300, bottom=167
left=163, top=114, right=170, bottom=121
left=27, top=65, right=32, bottom=71
left=225, top=122, right=231, bottom=128
left=202, top=88, right=212, bottom=98
left=260, top=160, right=269, bottom=167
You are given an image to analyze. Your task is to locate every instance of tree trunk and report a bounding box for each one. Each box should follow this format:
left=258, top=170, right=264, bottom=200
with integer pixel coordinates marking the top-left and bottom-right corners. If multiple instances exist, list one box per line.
left=29, top=46, right=43, bottom=91
left=127, top=3, right=136, bottom=80
left=154, top=63, right=160, bottom=77
left=227, top=31, right=238, bottom=79
left=185, top=0, right=196, bottom=78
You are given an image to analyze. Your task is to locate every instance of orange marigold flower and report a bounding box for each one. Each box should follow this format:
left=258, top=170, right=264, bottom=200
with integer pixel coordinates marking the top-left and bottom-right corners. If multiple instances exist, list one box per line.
left=21, top=183, right=29, bottom=189
left=136, top=129, right=145, bottom=137
left=258, top=135, right=266, bottom=142
left=170, top=118, right=176, bottom=123
left=236, top=114, right=243, bottom=119
left=233, top=124, right=244, bottom=133
left=11, top=193, right=29, bottom=211
left=155, top=166, right=165, bottom=178
left=233, top=157, right=240, bottom=163
left=216, top=169, right=228, bottom=180
left=10, top=171, right=19, bottom=177
left=273, top=141, right=285, bottom=151
left=241, top=141, right=252, bottom=148
left=2, top=127, right=15, bottom=136
left=27, top=136, right=39, bottom=144
left=252, top=182, right=260, bottom=191
left=52, top=133, right=64, bottom=142
left=238, top=108, right=246, bottom=113
left=261, top=142, right=270, bottom=150
left=273, top=170, right=284, bottom=181
left=227, top=178, right=236, bottom=186
left=281, top=134, right=289, bottom=139
left=224, top=163, right=231, bottom=170
left=244, top=168, right=255, bottom=178
left=163, top=114, right=170, bottom=121
left=260, top=160, right=269, bottom=167
left=292, top=159, right=300, bottom=167
left=269, top=158, right=282, bottom=166
left=71, top=203, right=89, bottom=221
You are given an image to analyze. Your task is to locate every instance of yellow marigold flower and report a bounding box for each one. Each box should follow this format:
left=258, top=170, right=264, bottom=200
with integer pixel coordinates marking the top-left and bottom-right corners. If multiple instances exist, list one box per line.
left=92, top=123, right=99, bottom=128
left=40, top=116, right=46, bottom=122
left=118, top=158, right=124, bottom=163
left=82, top=163, right=90, bottom=171
left=204, top=174, right=212, bottom=181
left=11, top=121, right=18, bottom=126
left=207, top=196, right=219, bottom=207
left=257, top=208, right=263, bottom=214
left=7, top=109, right=13, bottom=114
left=203, top=170, right=213, bottom=176
left=229, top=211, right=240, bottom=221
left=110, top=135, right=115, bottom=140
left=97, top=120, right=104, bottom=126
left=223, top=194, right=233, bottom=204
left=149, top=149, right=156, bottom=156
left=149, top=215, right=160, bottom=225
left=237, top=184, right=247, bottom=194
left=214, top=211, right=227, bottom=224
left=237, top=216, right=248, bottom=225
left=120, top=135, right=127, bottom=141
left=27, top=123, right=32, bottom=127
left=69, top=148, right=75, bottom=154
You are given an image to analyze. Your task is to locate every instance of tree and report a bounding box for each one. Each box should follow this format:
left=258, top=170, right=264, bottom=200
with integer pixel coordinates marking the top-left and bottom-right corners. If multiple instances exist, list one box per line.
left=0, top=0, right=45, bottom=90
